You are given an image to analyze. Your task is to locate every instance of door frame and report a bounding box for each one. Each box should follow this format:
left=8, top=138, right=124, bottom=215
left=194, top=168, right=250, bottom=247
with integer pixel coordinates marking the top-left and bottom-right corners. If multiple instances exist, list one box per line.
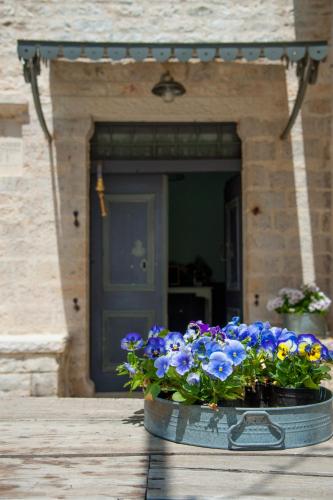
left=90, top=159, right=240, bottom=174
left=89, top=158, right=242, bottom=392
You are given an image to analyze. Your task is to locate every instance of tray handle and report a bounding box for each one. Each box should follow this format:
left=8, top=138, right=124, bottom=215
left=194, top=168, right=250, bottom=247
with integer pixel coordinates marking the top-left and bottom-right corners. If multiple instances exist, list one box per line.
left=227, top=411, right=285, bottom=450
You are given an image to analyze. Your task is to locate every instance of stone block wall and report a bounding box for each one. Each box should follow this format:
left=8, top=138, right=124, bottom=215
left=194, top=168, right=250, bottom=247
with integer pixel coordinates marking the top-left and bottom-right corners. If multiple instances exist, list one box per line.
left=0, top=1, right=332, bottom=395
left=0, top=334, right=69, bottom=396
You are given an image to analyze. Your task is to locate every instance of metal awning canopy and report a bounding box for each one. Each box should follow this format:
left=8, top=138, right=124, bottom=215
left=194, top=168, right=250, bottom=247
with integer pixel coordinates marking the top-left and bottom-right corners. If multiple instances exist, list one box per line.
left=17, top=40, right=328, bottom=143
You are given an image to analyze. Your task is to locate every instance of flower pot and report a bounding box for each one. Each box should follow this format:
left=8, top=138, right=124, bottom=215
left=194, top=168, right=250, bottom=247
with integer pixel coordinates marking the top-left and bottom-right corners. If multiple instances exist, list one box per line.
left=243, top=383, right=274, bottom=407
left=271, top=386, right=327, bottom=407
left=282, top=312, right=327, bottom=338
left=144, top=389, right=333, bottom=450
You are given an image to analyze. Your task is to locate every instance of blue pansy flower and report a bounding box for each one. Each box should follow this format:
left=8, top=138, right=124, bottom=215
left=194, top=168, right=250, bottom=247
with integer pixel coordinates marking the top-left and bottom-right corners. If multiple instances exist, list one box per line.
left=278, top=330, right=298, bottom=343
left=203, top=352, right=233, bottom=381
left=253, top=321, right=265, bottom=331
left=148, top=325, right=165, bottom=338
left=124, top=362, right=136, bottom=374
left=165, top=332, right=185, bottom=352
left=121, top=332, right=144, bottom=351
left=184, top=326, right=200, bottom=343
left=186, top=372, right=200, bottom=385
left=231, top=316, right=240, bottom=325
left=144, top=337, right=166, bottom=359
left=191, top=336, right=210, bottom=360
left=238, top=325, right=259, bottom=347
left=205, top=340, right=223, bottom=357
left=154, top=355, right=170, bottom=377
left=223, top=340, right=247, bottom=366
left=223, top=324, right=240, bottom=339
left=171, top=351, right=194, bottom=375
left=270, top=327, right=283, bottom=340
left=260, top=334, right=277, bottom=352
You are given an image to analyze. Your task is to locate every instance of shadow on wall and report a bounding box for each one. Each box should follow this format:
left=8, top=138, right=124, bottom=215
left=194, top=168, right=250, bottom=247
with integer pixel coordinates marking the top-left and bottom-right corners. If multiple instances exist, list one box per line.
left=293, top=0, right=333, bottom=329
left=48, top=75, right=94, bottom=396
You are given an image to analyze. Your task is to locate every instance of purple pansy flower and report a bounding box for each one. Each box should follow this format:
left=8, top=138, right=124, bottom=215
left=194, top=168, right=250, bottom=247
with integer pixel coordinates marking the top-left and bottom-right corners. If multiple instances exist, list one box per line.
left=171, top=351, right=194, bottom=375
left=223, top=340, right=247, bottom=366
left=203, top=352, right=233, bottom=381
left=144, top=337, right=166, bottom=359
left=154, top=355, right=171, bottom=378
left=121, top=332, right=144, bottom=351
left=165, top=332, right=185, bottom=352
left=209, top=326, right=226, bottom=342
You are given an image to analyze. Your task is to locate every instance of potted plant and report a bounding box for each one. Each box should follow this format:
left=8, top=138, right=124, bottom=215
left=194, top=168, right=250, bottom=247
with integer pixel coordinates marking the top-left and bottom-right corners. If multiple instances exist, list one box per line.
left=117, top=319, right=333, bottom=450
left=117, top=321, right=247, bottom=406
left=267, top=283, right=331, bottom=338
left=117, top=318, right=332, bottom=407
left=238, top=324, right=332, bottom=406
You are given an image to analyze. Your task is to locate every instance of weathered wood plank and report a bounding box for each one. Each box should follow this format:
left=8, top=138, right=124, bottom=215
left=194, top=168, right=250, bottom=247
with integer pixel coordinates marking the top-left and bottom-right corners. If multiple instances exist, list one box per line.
left=147, top=467, right=333, bottom=499
left=1, top=398, right=333, bottom=499
left=0, top=455, right=148, bottom=499
left=150, top=453, right=333, bottom=476
left=1, top=419, right=332, bottom=457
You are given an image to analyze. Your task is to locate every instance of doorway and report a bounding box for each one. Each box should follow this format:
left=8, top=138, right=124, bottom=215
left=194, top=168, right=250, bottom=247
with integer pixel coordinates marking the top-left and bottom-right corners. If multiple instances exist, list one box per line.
left=90, top=122, right=242, bottom=392
left=168, top=171, right=241, bottom=332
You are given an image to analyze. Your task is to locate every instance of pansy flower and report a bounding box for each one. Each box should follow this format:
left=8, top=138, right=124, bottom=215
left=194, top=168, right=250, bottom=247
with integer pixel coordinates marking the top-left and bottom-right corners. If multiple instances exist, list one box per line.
left=196, top=321, right=210, bottom=334
left=148, top=325, right=165, bottom=338
left=171, top=351, right=194, bottom=375
left=144, top=337, right=166, bottom=359
left=203, top=352, right=233, bottom=381
left=223, top=324, right=240, bottom=339
left=270, top=327, right=284, bottom=341
left=154, top=355, right=171, bottom=377
left=260, top=332, right=277, bottom=353
left=184, top=326, right=200, bottom=343
left=205, top=340, right=223, bottom=357
left=191, top=336, right=210, bottom=360
left=277, top=338, right=297, bottom=360
left=209, top=326, right=226, bottom=342
left=238, top=325, right=259, bottom=347
left=186, top=372, right=200, bottom=385
left=297, top=334, right=324, bottom=362
left=165, top=332, right=185, bottom=352
left=121, top=332, right=144, bottom=351
left=278, top=330, right=298, bottom=344
left=223, top=340, right=246, bottom=366
left=124, top=362, right=136, bottom=375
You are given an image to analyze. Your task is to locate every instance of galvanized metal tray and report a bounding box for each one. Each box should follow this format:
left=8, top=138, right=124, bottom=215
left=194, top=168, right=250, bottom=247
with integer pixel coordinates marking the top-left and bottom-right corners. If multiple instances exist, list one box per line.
left=144, top=389, right=333, bottom=450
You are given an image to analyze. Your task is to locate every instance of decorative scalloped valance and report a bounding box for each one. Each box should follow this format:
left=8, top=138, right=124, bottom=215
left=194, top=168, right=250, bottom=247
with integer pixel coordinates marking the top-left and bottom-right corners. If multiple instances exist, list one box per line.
left=17, top=40, right=328, bottom=63
left=16, top=40, right=328, bottom=143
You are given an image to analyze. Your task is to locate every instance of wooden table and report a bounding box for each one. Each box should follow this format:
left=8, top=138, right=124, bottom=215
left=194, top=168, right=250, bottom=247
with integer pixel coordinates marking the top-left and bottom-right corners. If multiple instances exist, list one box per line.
left=0, top=398, right=332, bottom=499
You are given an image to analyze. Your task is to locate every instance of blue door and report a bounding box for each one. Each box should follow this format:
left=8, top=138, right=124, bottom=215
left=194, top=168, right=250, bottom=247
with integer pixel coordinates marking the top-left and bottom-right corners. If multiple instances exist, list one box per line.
left=90, top=174, right=168, bottom=392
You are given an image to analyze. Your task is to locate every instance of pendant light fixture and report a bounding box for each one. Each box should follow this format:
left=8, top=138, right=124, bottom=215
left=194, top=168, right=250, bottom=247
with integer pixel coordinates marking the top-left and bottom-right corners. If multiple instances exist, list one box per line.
left=151, top=71, right=186, bottom=103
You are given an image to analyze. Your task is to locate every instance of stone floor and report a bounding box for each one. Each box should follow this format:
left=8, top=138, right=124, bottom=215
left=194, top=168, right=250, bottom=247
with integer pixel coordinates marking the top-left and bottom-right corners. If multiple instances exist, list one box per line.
left=0, top=398, right=332, bottom=499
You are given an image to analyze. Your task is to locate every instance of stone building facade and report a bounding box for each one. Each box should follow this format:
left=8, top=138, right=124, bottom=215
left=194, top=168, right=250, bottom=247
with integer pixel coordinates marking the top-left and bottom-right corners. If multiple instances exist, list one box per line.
left=0, top=1, right=332, bottom=396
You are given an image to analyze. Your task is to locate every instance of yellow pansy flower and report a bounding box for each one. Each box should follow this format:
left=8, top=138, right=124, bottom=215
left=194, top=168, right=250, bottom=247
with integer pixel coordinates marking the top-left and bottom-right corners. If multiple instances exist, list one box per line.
left=277, top=339, right=296, bottom=361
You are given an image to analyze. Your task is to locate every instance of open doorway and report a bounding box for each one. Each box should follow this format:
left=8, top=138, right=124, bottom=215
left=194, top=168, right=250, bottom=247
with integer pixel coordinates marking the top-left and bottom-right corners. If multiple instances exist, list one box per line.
left=168, top=171, right=242, bottom=332
left=90, top=122, right=242, bottom=392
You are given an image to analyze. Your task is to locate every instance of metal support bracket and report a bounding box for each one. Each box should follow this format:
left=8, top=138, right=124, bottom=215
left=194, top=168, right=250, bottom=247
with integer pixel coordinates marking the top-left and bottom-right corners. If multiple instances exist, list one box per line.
left=280, top=57, right=319, bottom=140
left=23, top=57, right=52, bottom=143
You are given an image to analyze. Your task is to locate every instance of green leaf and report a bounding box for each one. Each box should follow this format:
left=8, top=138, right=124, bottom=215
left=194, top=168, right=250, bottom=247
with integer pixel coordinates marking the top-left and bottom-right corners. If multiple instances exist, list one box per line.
left=145, top=383, right=161, bottom=400
left=172, top=391, right=187, bottom=402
